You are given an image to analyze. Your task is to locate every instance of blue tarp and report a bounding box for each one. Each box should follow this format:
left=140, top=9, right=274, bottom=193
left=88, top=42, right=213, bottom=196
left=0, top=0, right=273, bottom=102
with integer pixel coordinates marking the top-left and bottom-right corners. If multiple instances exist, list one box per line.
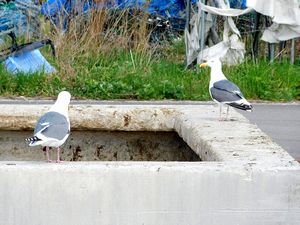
left=41, top=0, right=197, bottom=29
left=5, top=49, right=56, bottom=74
left=41, top=0, right=189, bottom=18
left=41, top=0, right=247, bottom=30
left=41, top=0, right=247, bottom=18
left=229, top=0, right=247, bottom=9
left=41, top=0, right=93, bottom=18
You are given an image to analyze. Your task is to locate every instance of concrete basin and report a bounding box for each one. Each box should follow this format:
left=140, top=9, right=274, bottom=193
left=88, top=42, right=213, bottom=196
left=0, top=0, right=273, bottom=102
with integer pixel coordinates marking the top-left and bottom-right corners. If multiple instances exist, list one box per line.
left=0, top=100, right=299, bottom=225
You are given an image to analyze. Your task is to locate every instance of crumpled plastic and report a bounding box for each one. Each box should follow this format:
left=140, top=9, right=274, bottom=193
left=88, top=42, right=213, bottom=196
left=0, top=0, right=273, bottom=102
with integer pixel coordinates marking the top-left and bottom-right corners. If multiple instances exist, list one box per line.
left=247, top=0, right=300, bottom=43
left=185, top=0, right=251, bottom=66
left=197, top=1, right=252, bottom=65
left=185, top=0, right=300, bottom=67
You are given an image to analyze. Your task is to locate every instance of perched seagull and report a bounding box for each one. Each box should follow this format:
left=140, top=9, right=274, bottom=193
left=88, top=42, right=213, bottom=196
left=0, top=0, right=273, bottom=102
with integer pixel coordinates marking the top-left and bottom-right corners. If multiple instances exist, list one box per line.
left=26, top=91, right=71, bottom=162
left=200, top=58, right=252, bottom=120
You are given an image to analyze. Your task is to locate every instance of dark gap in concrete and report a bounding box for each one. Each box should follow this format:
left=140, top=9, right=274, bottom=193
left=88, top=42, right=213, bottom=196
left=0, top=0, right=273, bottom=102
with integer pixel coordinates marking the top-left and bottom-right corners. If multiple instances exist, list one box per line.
left=0, top=131, right=201, bottom=161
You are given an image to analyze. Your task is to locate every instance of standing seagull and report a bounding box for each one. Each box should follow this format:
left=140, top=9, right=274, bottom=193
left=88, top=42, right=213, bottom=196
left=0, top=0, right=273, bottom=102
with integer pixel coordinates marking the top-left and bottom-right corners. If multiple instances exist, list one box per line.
left=200, top=58, right=252, bottom=120
left=26, top=91, right=71, bottom=162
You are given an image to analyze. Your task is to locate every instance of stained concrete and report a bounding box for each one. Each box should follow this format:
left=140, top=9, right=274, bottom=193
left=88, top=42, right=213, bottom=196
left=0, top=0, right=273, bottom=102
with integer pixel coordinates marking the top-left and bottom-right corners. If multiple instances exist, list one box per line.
left=0, top=131, right=199, bottom=161
left=1, top=99, right=299, bottom=160
left=0, top=102, right=297, bottom=166
left=0, top=101, right=299, bottom=225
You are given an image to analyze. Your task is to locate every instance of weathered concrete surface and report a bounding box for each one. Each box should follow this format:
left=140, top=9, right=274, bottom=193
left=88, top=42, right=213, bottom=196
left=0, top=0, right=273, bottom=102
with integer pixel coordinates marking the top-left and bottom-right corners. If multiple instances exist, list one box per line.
left=0, top=161, right=299, bottom=225
left=0, top=101, right=299, bottom=225
left=2, top=99, right=299, bottom=160
left=0, top=102, right=297, bottom=166
left=175, top=106, right=297, bottom=166
left=0, top=104, right=177, bottom=131
left=0, top=131, right=199, bottom=161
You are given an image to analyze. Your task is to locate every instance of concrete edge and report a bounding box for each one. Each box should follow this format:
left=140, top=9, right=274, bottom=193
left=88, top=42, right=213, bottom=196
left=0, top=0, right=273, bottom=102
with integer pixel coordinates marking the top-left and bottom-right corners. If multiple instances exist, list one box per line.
left=0, top=99, right=300, bottom=105
left=0, top=160, right=299, bottom=171
left=0, top=103, right=298, bottom=167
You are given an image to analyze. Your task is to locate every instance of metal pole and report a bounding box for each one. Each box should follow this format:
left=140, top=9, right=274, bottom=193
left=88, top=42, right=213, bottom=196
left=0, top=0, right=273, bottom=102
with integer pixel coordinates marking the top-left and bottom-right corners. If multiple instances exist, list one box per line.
left=265, top=16, right=275, bottom=62
left=291, top=38, right=295, bottom=65
left=185, top=0, right=191, bottom=32
left=185, top=0, right=191, bottom=67
left=252, top=12, right=261, bottom=61
left=199, top=0, right=206, bottom=62
left=279, top=41, right=286, bottom=62
left=268, top=43, right=275, bottom=62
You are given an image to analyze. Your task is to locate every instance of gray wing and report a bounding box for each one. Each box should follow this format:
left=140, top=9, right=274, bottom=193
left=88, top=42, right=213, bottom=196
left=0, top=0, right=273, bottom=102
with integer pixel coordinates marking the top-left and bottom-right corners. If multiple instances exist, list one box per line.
left=210, top=79, right=244, bottom=103
left=34, top=111, right=69, bottom=140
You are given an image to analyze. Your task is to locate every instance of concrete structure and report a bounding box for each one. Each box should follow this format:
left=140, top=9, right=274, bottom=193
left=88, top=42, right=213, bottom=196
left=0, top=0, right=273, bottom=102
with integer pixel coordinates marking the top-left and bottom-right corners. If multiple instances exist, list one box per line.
left=1, top=161, right=299, bottom=225
left=0, top=101, right=299, bottom=225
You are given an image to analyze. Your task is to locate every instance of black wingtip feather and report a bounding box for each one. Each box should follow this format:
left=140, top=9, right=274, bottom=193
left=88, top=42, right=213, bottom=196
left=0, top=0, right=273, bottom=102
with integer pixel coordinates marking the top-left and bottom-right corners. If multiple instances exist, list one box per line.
left=228, top=102, right=253, bottom=111
left=25, top=136, right=41, bottom=144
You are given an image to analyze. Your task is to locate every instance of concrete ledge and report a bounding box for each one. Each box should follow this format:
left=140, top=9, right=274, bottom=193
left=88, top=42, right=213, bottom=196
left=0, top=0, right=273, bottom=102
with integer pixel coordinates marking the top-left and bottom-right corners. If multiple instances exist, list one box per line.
left=0, top=161, right=299, bottom=225
left=0, top=104, right=177, bottom=131
left=0, top=101, right=300, bottom=225
left=0, top=102, right=297, bottom=166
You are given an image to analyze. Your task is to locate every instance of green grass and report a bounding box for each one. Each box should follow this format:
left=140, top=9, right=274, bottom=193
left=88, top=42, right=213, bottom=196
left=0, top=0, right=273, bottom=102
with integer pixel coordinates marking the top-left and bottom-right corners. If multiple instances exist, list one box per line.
left=222, top=59, right=300, bottom=101
left=0, top=48, right=299, bottom=101
left=1, top=8, right=299, bottom=102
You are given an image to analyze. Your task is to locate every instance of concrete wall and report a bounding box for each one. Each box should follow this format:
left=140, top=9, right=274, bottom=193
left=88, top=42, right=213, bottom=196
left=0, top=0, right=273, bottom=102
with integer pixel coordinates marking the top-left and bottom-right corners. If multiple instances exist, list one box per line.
left=0, top=162, right=299, bottom=225
left=0, top=131, right=199, bottom=161
left=0, top=103, right=297, bottom=165
left=0, top=101, right=299, bottom=225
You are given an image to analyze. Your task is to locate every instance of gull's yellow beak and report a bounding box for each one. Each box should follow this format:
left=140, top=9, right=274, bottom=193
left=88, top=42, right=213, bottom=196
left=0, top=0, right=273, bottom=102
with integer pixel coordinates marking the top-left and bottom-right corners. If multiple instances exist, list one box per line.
left=199, top=62, right=208, bottom=68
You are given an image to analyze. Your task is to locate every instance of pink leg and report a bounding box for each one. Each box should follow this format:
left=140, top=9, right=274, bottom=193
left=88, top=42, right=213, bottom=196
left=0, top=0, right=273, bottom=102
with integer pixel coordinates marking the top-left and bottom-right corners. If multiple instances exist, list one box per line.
left=225, top=106, right=230, bottom=121
left=56, top=147, right=63, bottom=163
left=46, top=146, right=52, bottom=163
left=219, top=105, right=224, bottom=121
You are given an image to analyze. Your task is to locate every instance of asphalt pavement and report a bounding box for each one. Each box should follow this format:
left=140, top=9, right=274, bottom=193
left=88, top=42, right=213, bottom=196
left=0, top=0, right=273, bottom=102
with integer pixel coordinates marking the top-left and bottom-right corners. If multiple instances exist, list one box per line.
left=240, top=103, right=300, bottom=162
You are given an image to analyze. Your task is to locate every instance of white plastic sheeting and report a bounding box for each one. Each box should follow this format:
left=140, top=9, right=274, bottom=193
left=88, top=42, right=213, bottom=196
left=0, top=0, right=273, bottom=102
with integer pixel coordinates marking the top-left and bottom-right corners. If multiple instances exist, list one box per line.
left=248, top=0, right=300, bottom=43
left=184, top=6, right=213, bottom=66
left=197, top=1, right=253, bottom=65
left=185, top=0, right=251, bottom=66
left=185, top=0, right=300, bottom=66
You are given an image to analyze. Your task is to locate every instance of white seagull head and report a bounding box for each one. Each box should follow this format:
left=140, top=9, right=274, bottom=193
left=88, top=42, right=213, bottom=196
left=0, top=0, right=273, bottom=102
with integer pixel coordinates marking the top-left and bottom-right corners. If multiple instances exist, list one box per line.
left=50, top=91, right=71, bottom=115
left=199, top=58, right=227, bottom=83
left=199, top=58, right=222, bottom=69
left=57, top=91, right=71, bottom=105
